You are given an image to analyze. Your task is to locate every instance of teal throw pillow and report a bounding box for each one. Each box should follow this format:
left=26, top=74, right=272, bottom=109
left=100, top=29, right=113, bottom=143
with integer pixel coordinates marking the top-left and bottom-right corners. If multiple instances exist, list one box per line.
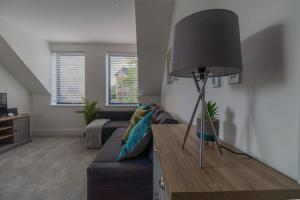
left=118, top=111, right=154, bottom=161
left=138, top=104, right=152, bottom=110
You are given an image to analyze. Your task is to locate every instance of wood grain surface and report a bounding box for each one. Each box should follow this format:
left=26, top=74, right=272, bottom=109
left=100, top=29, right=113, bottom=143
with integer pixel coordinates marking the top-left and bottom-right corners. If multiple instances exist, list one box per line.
left=152, top=124, right=300, bottom=200
left=0, top=114, right=29, bottom=122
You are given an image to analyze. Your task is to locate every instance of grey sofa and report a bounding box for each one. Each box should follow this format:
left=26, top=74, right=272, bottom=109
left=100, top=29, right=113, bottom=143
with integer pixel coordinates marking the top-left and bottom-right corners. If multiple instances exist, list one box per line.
left=97, top=110, right=133, bottom=144
left=87, top=109, right=177, bottom=200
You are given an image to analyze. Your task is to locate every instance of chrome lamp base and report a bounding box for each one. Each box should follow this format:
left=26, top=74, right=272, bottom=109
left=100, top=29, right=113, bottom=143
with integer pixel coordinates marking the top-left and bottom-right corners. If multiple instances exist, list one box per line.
left=181, top=71, right=223, bottom=168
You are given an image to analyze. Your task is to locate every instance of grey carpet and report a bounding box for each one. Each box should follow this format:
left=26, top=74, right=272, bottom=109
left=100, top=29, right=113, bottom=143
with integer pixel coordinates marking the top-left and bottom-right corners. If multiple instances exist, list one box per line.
left=0, top=136, right=99, bottom=200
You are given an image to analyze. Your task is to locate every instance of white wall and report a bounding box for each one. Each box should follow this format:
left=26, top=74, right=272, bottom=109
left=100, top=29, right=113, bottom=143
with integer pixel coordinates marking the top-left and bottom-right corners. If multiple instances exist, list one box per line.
left=0, top=19, right=51, bottom=93
left=161, top=0, right=300, bottom=182
left=31, top=43, right=137, bottom=135
left=0, top=64, right=31, bottom=114
left=135, top=0, right=174, bottom=100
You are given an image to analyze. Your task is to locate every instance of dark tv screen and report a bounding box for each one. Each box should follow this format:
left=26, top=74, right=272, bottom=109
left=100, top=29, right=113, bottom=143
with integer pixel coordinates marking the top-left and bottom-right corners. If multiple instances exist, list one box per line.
left=0, top=93, right=7, bottom=116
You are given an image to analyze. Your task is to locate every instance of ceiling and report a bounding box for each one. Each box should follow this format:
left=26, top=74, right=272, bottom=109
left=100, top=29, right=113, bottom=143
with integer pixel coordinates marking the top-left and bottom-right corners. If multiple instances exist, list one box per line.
left=0, top=0, right=136, bottom=43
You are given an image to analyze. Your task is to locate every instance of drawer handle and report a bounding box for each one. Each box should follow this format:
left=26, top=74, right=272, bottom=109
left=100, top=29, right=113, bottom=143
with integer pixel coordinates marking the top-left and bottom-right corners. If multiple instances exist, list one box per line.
left=154, top=192, right=160, bottom=200
left=159, top=175, right=165, bottom=190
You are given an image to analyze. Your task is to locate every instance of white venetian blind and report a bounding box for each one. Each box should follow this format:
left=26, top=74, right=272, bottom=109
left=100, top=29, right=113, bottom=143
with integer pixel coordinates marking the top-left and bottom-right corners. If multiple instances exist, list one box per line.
left=51, top=52, right=85, bottom=105
left=106, top=53, right=138, bottom=105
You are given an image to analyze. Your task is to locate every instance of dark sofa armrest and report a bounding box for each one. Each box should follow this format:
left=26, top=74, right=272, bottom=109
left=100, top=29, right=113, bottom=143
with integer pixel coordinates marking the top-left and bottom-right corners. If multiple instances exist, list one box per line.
left=87, top=159, right=152, bottom=200
left=87, top=159, right=152, bottom=179
left=97, top=110, right=134, bottom=121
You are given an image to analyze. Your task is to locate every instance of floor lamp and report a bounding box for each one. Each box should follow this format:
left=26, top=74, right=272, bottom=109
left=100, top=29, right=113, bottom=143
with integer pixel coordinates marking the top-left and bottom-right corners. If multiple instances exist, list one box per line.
left=170, top=9, right=243, bottom=167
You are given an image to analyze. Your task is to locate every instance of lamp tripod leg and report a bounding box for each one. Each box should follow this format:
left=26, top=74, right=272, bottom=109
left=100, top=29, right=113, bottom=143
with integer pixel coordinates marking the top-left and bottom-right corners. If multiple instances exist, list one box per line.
left=181, top=71, right=223, bottom=157
left=205, top=105, right=223, bottom=155
left=181, top=72, right=209, bottom=150
left=200, top=88, right=205, bottom=167
left=194, top=73, right=222, bottom=155
left=181, top=85, right=204, bottom=149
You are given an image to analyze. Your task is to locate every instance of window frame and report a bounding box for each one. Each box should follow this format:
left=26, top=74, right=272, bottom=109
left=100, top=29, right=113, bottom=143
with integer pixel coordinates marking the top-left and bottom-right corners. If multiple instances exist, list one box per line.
left=106, top=52, right=139, bottom=107
left=51, top=51, right=86, bottom=106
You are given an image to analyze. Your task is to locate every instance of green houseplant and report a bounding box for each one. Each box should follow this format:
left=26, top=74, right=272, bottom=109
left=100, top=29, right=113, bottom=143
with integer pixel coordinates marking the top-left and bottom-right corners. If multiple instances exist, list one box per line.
left=76, top=98, right=100, bottom=125
left=205, top=101, right=218, bottom=120
left=197, top=100, right=219, bottom=142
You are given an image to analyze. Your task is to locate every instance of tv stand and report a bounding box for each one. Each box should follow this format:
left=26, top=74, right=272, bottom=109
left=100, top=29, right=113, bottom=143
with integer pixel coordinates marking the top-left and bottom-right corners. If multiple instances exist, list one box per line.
left=0, top=114, right=31, bottom=154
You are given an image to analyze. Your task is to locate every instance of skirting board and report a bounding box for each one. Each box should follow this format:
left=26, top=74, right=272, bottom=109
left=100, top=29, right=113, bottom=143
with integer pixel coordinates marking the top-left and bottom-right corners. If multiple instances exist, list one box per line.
left=31, top=129, right=84, bottom=136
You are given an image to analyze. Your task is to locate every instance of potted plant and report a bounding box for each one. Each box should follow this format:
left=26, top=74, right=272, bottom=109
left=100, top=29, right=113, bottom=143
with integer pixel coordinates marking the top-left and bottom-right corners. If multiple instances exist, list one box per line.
left=76, top=97, right=100, bottom=125
left=196, top=101, right=219, bottom=143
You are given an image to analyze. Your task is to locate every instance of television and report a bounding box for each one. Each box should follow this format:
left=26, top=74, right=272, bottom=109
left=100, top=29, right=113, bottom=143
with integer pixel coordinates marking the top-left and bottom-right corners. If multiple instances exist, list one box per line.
left=0, top=93, right=7, bottom=116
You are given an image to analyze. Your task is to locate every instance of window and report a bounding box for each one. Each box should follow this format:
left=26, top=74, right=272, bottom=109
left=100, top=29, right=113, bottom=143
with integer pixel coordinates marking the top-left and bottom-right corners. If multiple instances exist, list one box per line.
left=106, top=53, right=138, bottom=105
left=51, top=52, right=85, bottom=105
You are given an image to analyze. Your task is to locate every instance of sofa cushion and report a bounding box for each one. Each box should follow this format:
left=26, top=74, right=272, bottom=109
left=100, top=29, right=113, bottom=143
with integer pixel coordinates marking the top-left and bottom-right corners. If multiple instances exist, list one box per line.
left=103, top=121, right=129, bottom=129
left=118, top=111, right=154, bottom=161
left=98, top=110, right=134, bottom=121
left=129, top=108, right=151, bottom=123
left=156, top=111, right=178, bottom=124
left=107, top=127, right=127, bottom=141
left=93, top=128, right=126, bottom=162
left=152, top=109, right=163, bottom=123
left=102, top=121, right=129, bottom=144
left=87, top=158, right=152, bottom=200
left=88, top=158, right=152, bottom=179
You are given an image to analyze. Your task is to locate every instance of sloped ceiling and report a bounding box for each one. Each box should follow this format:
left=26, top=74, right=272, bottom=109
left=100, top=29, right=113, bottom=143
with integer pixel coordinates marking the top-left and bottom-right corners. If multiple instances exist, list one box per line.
left=0, top=19, right=51, bottom=94
left=135, top=0, right=174, bottom=96
left=0, top=34, right=49, bottom=94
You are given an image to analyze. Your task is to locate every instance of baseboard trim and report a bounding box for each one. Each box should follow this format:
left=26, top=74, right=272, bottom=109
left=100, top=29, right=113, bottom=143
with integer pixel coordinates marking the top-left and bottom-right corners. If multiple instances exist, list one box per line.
left=31, top=129, right=84, bottom=136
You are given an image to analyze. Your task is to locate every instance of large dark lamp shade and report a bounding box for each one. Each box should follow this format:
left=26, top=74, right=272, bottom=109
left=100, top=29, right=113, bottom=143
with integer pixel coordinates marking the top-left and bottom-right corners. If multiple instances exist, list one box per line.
left=171, top=9, right=243, bottom=77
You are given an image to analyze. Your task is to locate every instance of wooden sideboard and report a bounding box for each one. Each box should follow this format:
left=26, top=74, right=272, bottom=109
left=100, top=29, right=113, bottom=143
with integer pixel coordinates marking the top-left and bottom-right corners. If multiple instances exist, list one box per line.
left=0, top=114, right=31, bottom=154
left=152, top=124, right=300, bottom=200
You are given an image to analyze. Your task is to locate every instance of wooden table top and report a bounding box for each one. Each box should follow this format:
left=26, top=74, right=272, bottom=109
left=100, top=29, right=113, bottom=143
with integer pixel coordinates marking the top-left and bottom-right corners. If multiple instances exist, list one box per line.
left=0, top=114, right=29, bottom=122
left=152, top=124, right=300, bottom=200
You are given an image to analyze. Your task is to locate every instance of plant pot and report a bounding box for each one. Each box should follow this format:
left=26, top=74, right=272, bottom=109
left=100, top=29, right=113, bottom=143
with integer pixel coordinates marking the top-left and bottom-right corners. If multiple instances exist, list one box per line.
left=196, top=118, right=219, bottom=142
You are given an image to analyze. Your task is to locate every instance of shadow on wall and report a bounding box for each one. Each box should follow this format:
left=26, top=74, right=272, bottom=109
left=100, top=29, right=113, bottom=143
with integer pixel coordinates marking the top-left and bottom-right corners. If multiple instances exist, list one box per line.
left=241, top=24, right=286, bottom=88
left=227, top=24, right=286, bottom=156
left=223, top=107, right=237, bottom=146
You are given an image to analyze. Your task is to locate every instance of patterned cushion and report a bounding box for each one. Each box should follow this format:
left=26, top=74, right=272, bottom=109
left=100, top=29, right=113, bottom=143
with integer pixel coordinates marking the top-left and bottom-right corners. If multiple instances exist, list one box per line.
left=137, top=104, right=152, bottom=110
left=152, top=109, right=163, bottom=123
left=156, top=112, right=178, bottom=124
left=121, top=117, right=142, bottom=144
left=129, top=109, right=150, bottom=123
left=118, top=111, right=154, bottom=161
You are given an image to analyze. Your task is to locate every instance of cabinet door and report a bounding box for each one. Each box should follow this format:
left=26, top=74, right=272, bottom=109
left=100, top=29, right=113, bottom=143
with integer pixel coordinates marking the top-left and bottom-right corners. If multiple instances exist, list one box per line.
left=153, top=147, right=161, bottom=200
left=13, top=117, right=27, bottom=143
left=153, top=145, right=169, bottom=200
left=24, top=117, right=30, bottom=138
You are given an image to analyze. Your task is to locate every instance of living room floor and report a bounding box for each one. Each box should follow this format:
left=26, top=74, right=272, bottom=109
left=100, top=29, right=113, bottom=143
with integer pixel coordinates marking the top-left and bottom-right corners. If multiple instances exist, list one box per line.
left=0, top=136, right=98, bottom=200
